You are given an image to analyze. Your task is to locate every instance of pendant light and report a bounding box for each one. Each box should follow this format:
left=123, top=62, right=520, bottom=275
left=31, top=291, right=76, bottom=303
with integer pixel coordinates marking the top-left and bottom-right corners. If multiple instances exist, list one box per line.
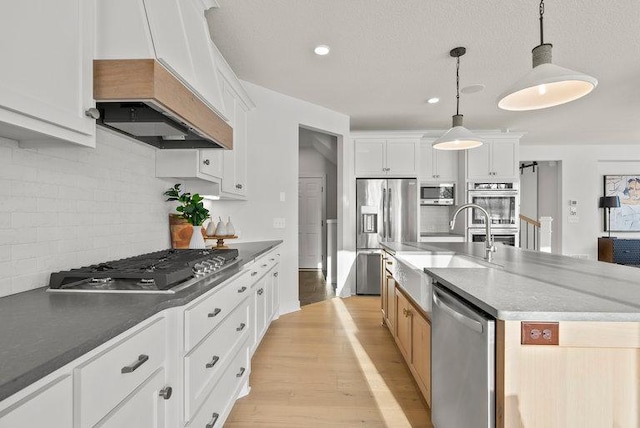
left=432, top=47, right=483, bottom=151
left=497, top=0, right=597, bottom=111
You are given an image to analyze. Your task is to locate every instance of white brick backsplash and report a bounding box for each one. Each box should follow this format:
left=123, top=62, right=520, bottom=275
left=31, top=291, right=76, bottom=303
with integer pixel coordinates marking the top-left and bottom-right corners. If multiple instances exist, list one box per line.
left=1, top=128, right=172, bottom=296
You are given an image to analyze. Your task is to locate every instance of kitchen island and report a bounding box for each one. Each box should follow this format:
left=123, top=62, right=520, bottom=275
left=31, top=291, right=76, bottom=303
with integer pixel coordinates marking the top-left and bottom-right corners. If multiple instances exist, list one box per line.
left=382, top=241, right=640, bottom=428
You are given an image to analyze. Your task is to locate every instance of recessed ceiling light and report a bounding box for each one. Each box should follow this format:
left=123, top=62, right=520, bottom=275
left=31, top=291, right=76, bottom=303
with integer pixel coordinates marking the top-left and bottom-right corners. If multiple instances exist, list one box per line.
left=427, top=97, right=440, bottom=104
left=461, top=84, right=485, bottom=94
left=314, top=45, right=330, bottom=56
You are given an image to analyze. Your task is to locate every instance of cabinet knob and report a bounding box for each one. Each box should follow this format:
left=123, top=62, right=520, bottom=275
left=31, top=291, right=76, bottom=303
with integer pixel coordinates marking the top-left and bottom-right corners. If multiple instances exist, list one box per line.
left=236, top=183, right=243, bottom=189
left=257, top=288, right=264, bottom=295
left=203, top=159, right=210, bottom=166
left=402, top=308, right=412, bottom=317
left=273, top=272, right=278, bottom=277
left=158, top=386, right=172, bottom=400
left=84, top=108, right=100, bottom=120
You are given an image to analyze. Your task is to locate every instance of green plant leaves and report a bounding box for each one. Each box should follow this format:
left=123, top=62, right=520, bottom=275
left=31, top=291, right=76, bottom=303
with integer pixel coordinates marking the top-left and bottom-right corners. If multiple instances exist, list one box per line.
left=165, top=183, right=210, bottom=226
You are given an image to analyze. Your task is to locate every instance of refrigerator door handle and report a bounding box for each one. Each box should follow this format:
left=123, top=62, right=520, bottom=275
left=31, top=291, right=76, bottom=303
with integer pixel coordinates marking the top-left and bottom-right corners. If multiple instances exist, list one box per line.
left=382, top=188, right=387, bottom=239
left=387, top=187, right=392, bottom=241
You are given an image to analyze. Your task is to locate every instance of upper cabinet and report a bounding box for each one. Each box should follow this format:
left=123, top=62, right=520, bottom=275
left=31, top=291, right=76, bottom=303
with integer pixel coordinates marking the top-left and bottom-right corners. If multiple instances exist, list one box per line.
left=0, top=0, right=97, bottom=147
left=466, top=138, right=519, bottom=182
left=419, top=140, right=458, bottom=183
left=96, top=0, right=227, bottom=119
left=354, top=137, right=419, bottom=177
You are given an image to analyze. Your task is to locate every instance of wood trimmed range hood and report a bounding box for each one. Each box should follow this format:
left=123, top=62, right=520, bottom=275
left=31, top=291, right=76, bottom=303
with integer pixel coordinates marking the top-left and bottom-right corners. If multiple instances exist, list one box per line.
left=93, top=59, right=233, bottom=150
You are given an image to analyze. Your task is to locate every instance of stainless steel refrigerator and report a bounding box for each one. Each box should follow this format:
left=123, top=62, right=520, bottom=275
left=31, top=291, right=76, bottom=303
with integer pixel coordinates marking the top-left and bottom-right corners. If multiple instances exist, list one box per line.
left=356, top=178, right=418, bottom=295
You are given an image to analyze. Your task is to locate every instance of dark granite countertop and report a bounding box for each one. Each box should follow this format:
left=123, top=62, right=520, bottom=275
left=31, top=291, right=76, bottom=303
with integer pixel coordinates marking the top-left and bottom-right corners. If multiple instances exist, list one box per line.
left=0, top=240, right=281, bottom=402
left=382, top=241, right=640, bottom=322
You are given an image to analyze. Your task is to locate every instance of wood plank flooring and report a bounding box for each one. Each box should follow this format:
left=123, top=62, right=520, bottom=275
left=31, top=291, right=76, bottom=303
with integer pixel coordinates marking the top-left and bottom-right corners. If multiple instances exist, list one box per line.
left=299, top=270, right=336, bottom=306
left=225, top=296, right=433, bottom=427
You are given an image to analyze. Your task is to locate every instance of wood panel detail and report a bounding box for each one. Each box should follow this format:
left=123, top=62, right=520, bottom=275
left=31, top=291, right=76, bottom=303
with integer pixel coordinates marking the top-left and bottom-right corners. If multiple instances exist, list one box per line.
left=93, top=59, right=233, bottom=149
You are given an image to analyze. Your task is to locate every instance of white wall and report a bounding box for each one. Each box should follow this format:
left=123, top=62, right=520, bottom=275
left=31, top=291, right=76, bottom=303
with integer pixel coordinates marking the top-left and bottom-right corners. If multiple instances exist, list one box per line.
left=520, top=144, right=640, bottom=259
left=205, top=81, right=350, bottom=315
left=537, top=161, right=561, bottom=253
left=0, top=128, right=174, bottom=297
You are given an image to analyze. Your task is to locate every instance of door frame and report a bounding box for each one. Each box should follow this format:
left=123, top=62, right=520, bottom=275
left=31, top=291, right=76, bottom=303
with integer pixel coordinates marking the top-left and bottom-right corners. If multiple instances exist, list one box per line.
left=298, top=175, right=327, bottom=272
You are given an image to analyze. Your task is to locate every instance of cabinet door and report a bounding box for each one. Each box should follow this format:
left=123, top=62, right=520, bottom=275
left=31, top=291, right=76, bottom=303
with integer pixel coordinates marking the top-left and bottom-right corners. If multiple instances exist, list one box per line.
left=355, top=139, right=386, bottom=176
left=466, top=142, right=492, bottom=180
left=221, top=86, right=248, bottom=198
left=386, top=140, right=418, bottom=175
left=412, top=312, right=432, bottom=407
left=254, top=278, right=268, bottom=347
left=419, top=142, right=437, bottom=180
left=0, top=0, right=96, bottom=146
left=434, top=150, right=458, bottom=182
left=386, top=276, right=396, bottom=333
left=199, top=150, right=224, bottom=179
left=490, top=140, right=518, bottom=180
left=97, top=369, right=168, bottom=428
left=0, top=376, right=72, bottom=428
left=272, top=269, right=280, bottom=316
left=395, top=288, right=412, bottom=361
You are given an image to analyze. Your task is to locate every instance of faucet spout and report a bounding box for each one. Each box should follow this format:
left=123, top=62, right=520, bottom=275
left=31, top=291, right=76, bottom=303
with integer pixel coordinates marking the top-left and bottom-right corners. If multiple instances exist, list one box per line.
left=450, top=203, right=496, bottom=262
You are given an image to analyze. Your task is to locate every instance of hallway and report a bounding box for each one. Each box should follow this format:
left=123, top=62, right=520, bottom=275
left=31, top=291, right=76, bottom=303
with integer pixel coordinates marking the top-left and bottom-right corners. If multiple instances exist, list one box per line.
left=298, top=270, right=336, bottom=306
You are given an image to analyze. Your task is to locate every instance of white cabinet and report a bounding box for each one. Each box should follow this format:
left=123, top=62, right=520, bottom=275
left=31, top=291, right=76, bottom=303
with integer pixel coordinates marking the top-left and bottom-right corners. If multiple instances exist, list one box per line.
left=0, top=0, right=97, bottom=147
left=0, top=376, right=72, bottom=428
left=355, top=138, right=418, bottom=177
left=419, top=140, right=458, bottom=182
left=466, top=139, right=519, bottom=181
left=219, top=83, right=249, bottom=199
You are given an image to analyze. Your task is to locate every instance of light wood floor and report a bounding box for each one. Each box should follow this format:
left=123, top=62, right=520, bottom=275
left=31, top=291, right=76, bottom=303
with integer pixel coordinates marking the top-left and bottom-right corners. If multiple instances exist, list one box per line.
left=225, top=296, right=433, bottom=427
left=299, top=270, right=336, bottom=306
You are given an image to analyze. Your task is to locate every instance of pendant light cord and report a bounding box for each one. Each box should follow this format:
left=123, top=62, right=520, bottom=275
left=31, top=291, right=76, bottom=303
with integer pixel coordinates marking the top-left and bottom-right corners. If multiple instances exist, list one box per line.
left=539, top=0, right=545, bottom=45
left=455, top=55, right=460, bottom=116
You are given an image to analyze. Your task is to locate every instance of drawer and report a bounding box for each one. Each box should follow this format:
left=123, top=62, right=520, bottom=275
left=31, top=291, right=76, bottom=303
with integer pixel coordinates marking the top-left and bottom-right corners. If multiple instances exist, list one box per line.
left=384, top=253, right=397, bottom=276
left=185, top=269, right=252, bottom=351
left=613, top=240, right=640, bottom=264
left=185, top=298, right=250, bottom=420
left=186, top=340, right=250, bottom=428
left=0, top=375, right=72, bottom=428
left=249, top=250, right=279, bottom=282
left=76, top=317, right=166, bottom=428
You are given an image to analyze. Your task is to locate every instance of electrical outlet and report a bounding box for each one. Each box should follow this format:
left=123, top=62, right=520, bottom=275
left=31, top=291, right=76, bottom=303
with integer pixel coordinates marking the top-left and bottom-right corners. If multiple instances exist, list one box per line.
left=521, top=322, right=559, bottom=345
left=273, top=218, right=286, bottom=229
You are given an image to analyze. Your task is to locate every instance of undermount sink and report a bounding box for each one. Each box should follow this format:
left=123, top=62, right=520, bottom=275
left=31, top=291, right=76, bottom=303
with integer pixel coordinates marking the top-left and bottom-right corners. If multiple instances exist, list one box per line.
left=397, top=253, right=488, bottom=269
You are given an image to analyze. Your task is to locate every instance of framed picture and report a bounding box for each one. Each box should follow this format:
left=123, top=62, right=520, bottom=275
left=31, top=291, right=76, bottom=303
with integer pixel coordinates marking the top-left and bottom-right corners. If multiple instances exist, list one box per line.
left=603, top=175, right=640, bottom=231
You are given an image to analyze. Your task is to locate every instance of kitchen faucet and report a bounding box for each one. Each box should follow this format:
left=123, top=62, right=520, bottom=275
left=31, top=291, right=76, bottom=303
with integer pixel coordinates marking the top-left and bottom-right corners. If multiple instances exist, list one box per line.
left=450, top=203, right=496, bottom=262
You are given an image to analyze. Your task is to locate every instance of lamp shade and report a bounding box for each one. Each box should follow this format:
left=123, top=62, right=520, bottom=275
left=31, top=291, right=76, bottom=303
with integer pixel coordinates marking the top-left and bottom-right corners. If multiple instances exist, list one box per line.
left=599, top=196, right=621, bottom=208
left=498, top=63, right=597, bottom=111
left=432, top=114, right=483, bottom=151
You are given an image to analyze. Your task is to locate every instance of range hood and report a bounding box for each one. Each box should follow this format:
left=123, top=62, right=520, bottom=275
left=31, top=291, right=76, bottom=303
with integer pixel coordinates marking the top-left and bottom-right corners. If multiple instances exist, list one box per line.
left=94, top=59, right=233, bottom=150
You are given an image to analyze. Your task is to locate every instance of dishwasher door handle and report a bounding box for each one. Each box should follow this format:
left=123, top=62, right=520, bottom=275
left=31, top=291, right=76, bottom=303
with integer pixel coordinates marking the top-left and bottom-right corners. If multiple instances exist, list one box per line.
left=433, top=290, right=484, bottom=333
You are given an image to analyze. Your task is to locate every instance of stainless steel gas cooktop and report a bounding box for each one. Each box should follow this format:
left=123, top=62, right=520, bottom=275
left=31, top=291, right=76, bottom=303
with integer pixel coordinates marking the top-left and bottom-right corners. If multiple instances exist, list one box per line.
left=47, top=248, right=239, bottom=294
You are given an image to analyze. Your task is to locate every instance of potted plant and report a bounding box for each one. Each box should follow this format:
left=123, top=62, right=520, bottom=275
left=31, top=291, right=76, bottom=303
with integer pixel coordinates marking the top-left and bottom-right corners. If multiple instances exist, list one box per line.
left=164, top=184, right=210, bottom=249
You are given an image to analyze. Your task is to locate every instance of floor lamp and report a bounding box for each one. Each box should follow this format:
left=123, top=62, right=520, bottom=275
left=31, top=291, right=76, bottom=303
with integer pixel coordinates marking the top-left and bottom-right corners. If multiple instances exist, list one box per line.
left=599, top=196, right=621, bottom=238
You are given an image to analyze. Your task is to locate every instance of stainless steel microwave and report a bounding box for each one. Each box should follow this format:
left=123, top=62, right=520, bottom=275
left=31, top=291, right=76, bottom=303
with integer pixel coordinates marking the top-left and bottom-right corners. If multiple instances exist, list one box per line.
left=420, top=183, right=454, bottom=205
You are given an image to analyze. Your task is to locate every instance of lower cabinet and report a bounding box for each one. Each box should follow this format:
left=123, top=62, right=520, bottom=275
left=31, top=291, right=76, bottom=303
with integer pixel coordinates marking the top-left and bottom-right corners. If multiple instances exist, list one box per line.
left=0, top=245, right=282, bottom=428
left=389, top=285, right=432, bottom=407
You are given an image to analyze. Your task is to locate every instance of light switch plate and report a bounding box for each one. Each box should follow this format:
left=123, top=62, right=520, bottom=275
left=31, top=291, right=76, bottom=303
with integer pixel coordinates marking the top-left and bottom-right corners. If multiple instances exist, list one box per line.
left=273, top=218, right=286, bottom=229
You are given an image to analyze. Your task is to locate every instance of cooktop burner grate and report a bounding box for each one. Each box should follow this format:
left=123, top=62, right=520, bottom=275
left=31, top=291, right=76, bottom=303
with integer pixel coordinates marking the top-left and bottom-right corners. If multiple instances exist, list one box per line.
left=49, top=248, right=239, bottom=290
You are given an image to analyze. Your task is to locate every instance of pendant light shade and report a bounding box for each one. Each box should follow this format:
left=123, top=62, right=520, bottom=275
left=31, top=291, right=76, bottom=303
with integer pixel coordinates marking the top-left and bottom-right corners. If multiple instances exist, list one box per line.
left=432, top=47, right=483, bottom=151
left=432, top=114, right=483, bottom=150
left=498, top=2, right=597, bottom=111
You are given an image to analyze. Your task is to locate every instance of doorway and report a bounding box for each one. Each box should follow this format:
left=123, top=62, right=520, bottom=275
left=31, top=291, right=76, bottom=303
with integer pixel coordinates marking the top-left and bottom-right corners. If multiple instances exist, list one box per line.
left=298, top=127, right=338, bottom=305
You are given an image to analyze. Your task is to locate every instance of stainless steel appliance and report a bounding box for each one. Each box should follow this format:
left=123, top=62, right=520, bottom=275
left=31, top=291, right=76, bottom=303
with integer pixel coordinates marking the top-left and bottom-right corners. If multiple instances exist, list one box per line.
left=469, top=228, right=518, bottom=247
left=356, top=178, right=417, bottom=295
left=420, top=183, right=454, bottom=205
left=47, top=248, right=239, bottom=294
left=432, top=285, right=495, bottom=428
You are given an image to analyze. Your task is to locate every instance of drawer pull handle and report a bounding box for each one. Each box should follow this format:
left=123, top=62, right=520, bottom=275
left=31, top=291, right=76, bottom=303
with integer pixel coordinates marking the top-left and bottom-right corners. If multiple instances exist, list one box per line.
left=205, top=356, right=220, bottom=369
left=159, top=386, right=172, bottom=400
left=251, top=271, right=258, bottom=277
left=386, top=261, right=392, bottom=265
left=237, top=322, right=246, bottom=332
left=238, top=286, right=247, bottom=293
left=274, top=272, right=278, bottom=277
left=270, top=258, right=275, bottom=261
left=257, top=288, right=264, bottom=295
left=208, top=308, right=222, bottom=318
left=205, top=413, right=220, bottom=428
left=121, top=354, right=149, bottom=374
left=236, top=367, right=246, bottom=378
left=262, top=264, right=267, bottom=267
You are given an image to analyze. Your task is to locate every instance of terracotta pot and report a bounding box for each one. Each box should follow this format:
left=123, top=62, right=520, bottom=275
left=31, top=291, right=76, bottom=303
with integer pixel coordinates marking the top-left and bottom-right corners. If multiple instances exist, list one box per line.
left=169, top=215, right=205, bottom=249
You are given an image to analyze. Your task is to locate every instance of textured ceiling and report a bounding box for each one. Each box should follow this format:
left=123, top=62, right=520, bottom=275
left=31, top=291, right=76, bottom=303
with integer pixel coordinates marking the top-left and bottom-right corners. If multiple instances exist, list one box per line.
left=206, top=0, right=640, bottom=145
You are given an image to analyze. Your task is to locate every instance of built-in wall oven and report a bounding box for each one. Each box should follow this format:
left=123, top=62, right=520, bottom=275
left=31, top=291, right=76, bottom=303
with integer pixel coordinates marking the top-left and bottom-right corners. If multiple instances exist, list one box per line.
left=467, top=182, right=519, bottom=246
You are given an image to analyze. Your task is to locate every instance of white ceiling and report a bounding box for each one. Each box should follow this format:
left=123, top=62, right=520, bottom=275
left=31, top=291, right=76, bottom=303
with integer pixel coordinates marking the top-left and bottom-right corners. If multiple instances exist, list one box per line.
left=206, top=0, right=640, bottom=145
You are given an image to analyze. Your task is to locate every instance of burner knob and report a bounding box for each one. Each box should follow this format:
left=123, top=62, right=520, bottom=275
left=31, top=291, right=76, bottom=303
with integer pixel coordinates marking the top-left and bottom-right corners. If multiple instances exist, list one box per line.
left=193, top=263, right=206, bottom=276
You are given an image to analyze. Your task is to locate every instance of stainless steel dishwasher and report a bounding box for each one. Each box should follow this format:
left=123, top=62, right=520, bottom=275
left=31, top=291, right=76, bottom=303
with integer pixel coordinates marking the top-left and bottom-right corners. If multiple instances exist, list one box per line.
left=431, top=285, right=495, bottom=428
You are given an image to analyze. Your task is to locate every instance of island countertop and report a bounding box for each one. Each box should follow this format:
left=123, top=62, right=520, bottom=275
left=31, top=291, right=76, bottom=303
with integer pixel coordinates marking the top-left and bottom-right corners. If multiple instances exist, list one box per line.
left=382, top=241, right=640, bottom=322
left=0, top=240, right=281, bottom=403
